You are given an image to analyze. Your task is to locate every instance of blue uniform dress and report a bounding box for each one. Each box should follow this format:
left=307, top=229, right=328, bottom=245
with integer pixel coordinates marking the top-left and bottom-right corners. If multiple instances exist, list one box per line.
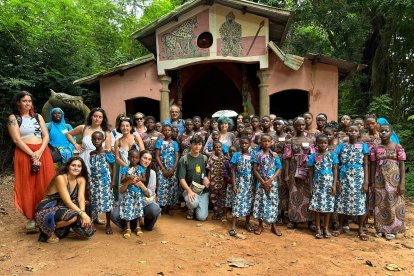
left=307, top=151, right=339, bottom=213
left=89, top=152, right=115, bottom=214
left=335, top=143, right=369, bottom=216
left=252, top=151, right=282, bottom=223
left=120, top=165, right=144, bottom=220
left=230, top=152, right=254, bottom=217
left=155, top=139, right=179, bottom=206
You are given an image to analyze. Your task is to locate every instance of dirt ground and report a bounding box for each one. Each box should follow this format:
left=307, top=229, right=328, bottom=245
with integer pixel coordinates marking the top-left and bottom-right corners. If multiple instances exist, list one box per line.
left=1, top=172, right=414, bottom=275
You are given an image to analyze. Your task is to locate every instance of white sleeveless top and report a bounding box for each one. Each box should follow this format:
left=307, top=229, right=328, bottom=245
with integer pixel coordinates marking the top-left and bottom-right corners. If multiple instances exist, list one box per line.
left=20, top=117, right=42, bottom=139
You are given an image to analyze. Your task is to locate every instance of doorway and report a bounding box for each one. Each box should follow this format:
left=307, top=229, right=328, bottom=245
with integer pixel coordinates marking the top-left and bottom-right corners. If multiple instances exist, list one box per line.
left=125, top=97, right=160, bottom=121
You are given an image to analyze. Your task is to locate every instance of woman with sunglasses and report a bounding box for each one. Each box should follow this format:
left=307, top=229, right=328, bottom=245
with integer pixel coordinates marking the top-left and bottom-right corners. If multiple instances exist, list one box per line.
left=133, top=112, right=146, bottom=138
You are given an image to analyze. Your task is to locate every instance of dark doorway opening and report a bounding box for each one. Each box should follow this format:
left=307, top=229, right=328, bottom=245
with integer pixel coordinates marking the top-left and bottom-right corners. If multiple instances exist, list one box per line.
left=125, top=97, right=160, bottom=122
left=181, top=66, right=243, bottom=119
left=270, top=90, right=308, bottom=119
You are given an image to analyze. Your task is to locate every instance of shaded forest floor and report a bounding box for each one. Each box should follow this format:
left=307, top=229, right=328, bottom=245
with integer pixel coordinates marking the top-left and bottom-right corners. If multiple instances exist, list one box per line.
left=1, top=172, right=414, bottom=275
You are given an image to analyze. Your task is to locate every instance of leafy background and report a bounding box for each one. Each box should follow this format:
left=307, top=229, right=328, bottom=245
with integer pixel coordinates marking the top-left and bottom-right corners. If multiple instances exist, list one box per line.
left=1, top=0, right=413, bottom=195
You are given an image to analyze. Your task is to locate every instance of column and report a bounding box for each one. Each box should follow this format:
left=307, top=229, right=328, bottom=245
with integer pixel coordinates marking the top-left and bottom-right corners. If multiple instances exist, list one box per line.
left=257, top=69, right=271, bottom=117
left=159, top=75, right=171, bottom=121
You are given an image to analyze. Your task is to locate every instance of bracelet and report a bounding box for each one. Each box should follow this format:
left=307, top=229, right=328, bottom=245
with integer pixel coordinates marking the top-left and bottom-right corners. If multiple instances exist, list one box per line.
left=78, top=210, right=85, bottom=215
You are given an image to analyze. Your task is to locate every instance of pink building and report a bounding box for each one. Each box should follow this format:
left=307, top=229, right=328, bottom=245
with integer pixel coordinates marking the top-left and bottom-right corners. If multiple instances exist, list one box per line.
left=74, top=0, right=361, bottom=125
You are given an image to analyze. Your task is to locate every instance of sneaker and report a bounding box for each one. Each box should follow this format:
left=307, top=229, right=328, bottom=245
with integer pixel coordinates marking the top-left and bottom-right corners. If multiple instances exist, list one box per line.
left=26, top=219, right=38, bottom=233
left=186, top=209, right=194, bottom=220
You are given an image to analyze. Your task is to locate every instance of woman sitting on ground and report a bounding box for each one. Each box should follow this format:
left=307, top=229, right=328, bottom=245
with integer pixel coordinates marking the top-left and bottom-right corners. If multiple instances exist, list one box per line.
left=35, top=157, right=95, bottom=243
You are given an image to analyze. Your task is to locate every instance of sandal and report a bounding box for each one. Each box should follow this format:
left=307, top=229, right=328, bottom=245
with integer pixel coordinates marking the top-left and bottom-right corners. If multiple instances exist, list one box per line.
left=385, top=233, right=396, bottom=241
left=332, top=230, right=342, bottom=237
left=271, top=225, right=282, bottom=236
left=315, top=230, right=323, bottom=239
left=105, top=226, right=113, bottom=235
left=228, top=229, right=237, bottom=236
left=342, top=225, right=350, bottom=233
left=123, top=229, right=131, bottom=239
left=286, top=222, right=297, bottom=229
left=47, top=234, right=59, bottom=244
left=135, top=227, right=143, bottom=236
left=323, top=230, right=332, bottom=239
left=359, top=233, right=369, bottom=241
left=244, top=224, right=255, bottom=233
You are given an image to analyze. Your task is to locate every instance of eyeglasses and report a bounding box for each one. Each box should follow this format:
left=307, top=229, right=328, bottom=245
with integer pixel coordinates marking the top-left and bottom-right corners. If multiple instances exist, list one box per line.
left=135, top=117, right=144, bottom=121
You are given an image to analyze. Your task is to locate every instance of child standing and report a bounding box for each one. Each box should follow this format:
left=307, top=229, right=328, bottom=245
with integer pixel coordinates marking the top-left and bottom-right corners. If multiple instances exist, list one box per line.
left=371, top=124, right=406, bottom=240
left=252, top=134, right=282, bottom=236
left=155, top=125, right=180, bottom=215
left=334, top=125, right=370, bottom=240
left=204, top=130, right=229, bottom=157
left=308, top=134, right=338, bottom=239
left=224, top=145, right=237, bottom=221
left=89, top=131, right=115, bottom=234
left=229, top=137, right=254, bottom=236
left=178, top=119, right=195, bottom=155
left=207, top=141, right=232, bottom=220
left=119, top=150, right=146, bottom=238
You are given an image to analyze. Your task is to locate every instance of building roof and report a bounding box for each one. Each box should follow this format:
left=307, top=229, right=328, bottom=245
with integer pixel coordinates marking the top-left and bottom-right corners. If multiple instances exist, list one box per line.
left=305, top=53, right=366, bottom=81
left=131, top=0, right=293, bottom=53
left=73, top=54, right=155, bottom=86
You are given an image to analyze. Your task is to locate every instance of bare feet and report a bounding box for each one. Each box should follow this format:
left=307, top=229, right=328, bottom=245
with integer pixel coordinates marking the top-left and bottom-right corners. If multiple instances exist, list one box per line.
left=254, top=226, right=263, bottom=235
left=271, top=224, right=282, bottom=236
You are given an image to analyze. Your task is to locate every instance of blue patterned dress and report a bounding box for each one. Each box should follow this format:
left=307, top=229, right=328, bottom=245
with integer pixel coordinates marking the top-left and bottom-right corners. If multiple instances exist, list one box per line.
left=252, top=151, right=282, bottom=223
left=89, top=152, right=115, bottom=214
left=120, top=165, right=144, bottom=220
left=335, top=142, right=369, bottom=216
left=307, top=151, right=339, bottom=212
left=230, top=152, right=254, bottom=217
left=155, top=139, right=179, bottom=206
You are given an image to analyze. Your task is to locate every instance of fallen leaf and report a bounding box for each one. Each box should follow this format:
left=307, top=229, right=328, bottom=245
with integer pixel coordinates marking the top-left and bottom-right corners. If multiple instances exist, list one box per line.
left=291, top=260, right=298, bottom=264
left=139, top=260, right=147, bottom=264
left=402, top=243, right=414, bottom=250
left=365, top=260, right=375, bottom=267
left=385, top=263, right=403, bottom=271
left=227, top=256, right=255, bottom=268
left=161, top=241, right=168, bottom=244
left=215, top=263, right=221, bottom=267
left=25, top=265, right=36, bottom=272
left=196, top=223, right=203, bottom=227
left=177, top=265, right=184, bottom=269
left=235, top=233, right=247, bottom=240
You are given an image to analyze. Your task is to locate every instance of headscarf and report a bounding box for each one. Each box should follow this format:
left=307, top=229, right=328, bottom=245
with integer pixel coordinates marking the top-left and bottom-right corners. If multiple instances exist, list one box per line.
left=48, top=107, right=72, bottom=147
left=377, top=117, right=400, bottom=144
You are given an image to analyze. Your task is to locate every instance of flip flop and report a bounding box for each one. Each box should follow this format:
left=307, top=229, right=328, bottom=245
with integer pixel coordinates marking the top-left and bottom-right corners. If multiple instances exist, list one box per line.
left=385, top=233, right=396, bottom=241
left=359, top=233, right=369, bottom=241
left=135, top=227, right=143, bottom=236
left=228, top=229, right=237, bottom=236
left=315, top=230, right=323, bottom=239
left=271, top=225, right=282, bottom=237
left=244, top=224, right=255, bottom=233
left=324, top=231, right=332, bottom=239
left=47, top=234, right=59, bottom=244
left=105, top=226, right=113, bottom=235
left=123, top=229, right=131, bottom=239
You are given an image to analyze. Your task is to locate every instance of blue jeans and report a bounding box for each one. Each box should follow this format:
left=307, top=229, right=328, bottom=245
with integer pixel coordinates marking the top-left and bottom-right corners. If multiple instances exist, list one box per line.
left=110, top=202, right=161, bottom=231
left=183, top=190, right=209, bottom=221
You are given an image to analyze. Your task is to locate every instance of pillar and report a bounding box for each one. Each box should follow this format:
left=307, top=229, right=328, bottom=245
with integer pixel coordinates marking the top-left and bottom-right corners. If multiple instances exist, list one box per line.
left=257, top=69, right=271, bottom=117
left=159, top=75, right=171, bottom=121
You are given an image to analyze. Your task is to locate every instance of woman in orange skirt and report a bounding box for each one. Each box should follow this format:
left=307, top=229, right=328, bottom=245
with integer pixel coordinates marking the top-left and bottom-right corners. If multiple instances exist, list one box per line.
left=7, top=91, right=55, bottom=231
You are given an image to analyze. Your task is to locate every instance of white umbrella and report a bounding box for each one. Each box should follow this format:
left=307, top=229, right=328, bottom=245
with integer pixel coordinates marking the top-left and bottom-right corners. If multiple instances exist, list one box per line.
left=211, top=110, right=239, bottom=118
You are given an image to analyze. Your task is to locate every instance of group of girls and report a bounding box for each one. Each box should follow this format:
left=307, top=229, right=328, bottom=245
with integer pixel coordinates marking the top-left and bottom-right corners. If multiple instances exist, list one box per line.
left=41, top=105, right=406, bottom=242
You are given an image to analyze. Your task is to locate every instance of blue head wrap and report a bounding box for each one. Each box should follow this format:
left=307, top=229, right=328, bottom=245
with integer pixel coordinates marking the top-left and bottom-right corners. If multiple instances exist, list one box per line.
left=50, top=107, right=66, bottom=126
left=377, top=117, right=400, bottom=144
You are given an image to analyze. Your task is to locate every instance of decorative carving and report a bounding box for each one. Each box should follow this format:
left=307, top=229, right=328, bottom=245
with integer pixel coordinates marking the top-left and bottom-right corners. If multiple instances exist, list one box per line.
left=161, top=17, right=198, bottom=59
left=219, top=12, right=243, bottom=57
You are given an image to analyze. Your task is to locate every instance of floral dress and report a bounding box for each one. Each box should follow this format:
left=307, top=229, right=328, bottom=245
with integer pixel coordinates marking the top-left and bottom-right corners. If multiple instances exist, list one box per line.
left=371, top=144, right=406, bottom=234
left=141, top=131, right=163, bottom=170
left=120, top=165, right=144, bottom=220
left=307, top=151, right=339, bottom=212
left=207, top=154, right=232, bottom=218
left=155, top=139, right=179, bottom=206
left=179, top=133, right=193, bottom=155
left=252, top=150, right=282, bottom=223
left=89, top=152, right=115, bottom=214
left=335, top=142, right=369, bottom=216
left=362, top=134, right=381, bottom=212
left=230, top=152, right=254, bottom=217
left=273, top=135, right=288, bottom=212
left=284, top=140, right=315, bottom=222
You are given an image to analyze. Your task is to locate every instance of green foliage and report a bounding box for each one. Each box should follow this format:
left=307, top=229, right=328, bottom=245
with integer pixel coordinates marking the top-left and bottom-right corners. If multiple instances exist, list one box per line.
left=368, top=95, right=393, bottom=119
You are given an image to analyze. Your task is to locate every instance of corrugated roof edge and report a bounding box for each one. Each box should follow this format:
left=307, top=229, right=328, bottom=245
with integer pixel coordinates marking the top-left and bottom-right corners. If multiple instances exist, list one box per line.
left=73, top=54, right=155, bottom=86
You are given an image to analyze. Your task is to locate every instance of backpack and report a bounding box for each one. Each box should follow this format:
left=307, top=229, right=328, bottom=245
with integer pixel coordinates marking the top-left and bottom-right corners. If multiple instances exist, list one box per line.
left=15, top=113, right=40, bottom=127
left=182, top=153, right=208, bottom=167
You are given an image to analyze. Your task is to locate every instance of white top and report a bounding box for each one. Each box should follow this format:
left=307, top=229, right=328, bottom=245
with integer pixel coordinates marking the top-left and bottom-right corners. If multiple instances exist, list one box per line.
left=20, top=117, right=42, bottom=139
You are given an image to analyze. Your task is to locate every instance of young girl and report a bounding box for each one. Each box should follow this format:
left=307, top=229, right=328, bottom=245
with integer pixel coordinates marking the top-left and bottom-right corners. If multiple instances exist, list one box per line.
left=229, top=137, right=254, bottom=236
left=178, top=119, right=195, bottom=155
left=250, top=116, right=262, bottom=141
left=155, top=125, right=180, bottom=215
left=323, top=127, right=338, bottom=151
left=204, top=130, right=229, bottom=157
left=224, top=145, right=238, bottom=221
left=207, top=141, right=232, bottom=220
left=193, top=116, right=208, bottom=143
left=334, top=125, right=369, bottom=240
left=371, top=124, right=406, bottom=240
left=252, top=134, right=282, bottom=236
left=337, top=115, right=351, bottom=143
left=119, top=150, right=146, bottom=238
left=303, top=112, right=320, bottom=137
left=316, top=113, right=328, bottom=132
left=284, top=117, right=315, bottom=229
left=141, top=116, right=163, bottom=170
left=89, top=131, right=115, bottom=234
left=308, top=134, right=338, bottom=239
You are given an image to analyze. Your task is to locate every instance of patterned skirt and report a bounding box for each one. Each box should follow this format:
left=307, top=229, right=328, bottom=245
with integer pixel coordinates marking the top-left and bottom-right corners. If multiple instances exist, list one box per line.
left=253, top=181, right=279, bottom=223
left=120, top=188, right=144, bottom=221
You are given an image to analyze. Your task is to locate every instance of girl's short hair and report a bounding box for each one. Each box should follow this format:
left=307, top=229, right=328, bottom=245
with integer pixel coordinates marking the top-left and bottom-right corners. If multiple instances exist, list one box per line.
left=116, top=117, right=133, bottom=134
left=316, top=134, right=328, bottom=143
